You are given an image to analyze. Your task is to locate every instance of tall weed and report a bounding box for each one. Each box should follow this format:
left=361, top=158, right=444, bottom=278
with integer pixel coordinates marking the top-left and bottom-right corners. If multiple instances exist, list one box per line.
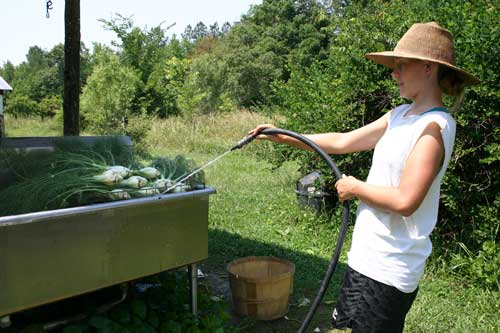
left=145, top=110, right=276, bottom=156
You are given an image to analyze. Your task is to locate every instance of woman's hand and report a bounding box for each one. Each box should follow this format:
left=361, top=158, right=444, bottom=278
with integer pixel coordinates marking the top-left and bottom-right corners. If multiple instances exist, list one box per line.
left=248, top=124, right=287, bottom=144
left=335, top=175, right=361, bottom=202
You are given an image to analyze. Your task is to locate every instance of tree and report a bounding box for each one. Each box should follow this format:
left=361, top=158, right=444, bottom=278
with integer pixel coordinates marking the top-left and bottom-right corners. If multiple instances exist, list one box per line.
left=80, top=48, right=140, bottom=134
left=209, top=22, right=220, bottom=38
left=39, top=95, right=63, bottom=119
left=221, top=22, right=232, bottom=35
left=4, top=94, right=39, bottom=118
left=47, top=44, right=65, bottom=95
left=185, top=0, right=332, bottom=110
left=13, top=64, right=60, bottom=102
left=100, top=15, right=191, bottom=117
left=26, top=46, right=48, bottom=69
left=179, top=51, right=236, bottom=115
left=100, top=15, right=172, bottom=82
left=0, top=61, right=15, bottom=83
left=182, top=24, right=194, bottom=42
left=146, top=56, right=190, bottom=117
left=193, top=22, right=208, bottom=40
left=46, top=42, right=91, bottom=94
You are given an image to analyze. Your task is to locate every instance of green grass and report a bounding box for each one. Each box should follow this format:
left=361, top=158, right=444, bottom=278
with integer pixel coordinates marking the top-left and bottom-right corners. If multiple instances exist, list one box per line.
left=405, top=272, right=500, bottom=333
left=3, top=114, right=63, bottom=137
left=147, top=111, right=500, bottom=333
left=6, top=111, right=500, bottom=332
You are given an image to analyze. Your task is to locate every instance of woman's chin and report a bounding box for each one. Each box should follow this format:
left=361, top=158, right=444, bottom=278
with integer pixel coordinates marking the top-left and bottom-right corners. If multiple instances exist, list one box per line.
left=399, top=91, right=411, bottom=99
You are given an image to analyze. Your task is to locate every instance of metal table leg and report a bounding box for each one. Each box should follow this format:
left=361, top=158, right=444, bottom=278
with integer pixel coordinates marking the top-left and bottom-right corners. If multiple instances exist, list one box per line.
left=188, top=263, right=198, bottom=316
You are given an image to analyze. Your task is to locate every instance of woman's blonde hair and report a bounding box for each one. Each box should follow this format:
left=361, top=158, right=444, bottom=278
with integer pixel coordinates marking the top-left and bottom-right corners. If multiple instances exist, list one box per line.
left=438, top=65, right=466, bottom=112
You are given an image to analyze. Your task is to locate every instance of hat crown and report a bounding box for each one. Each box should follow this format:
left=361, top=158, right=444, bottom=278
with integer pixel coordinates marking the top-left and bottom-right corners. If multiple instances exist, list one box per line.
left=394, top=22, right=455, bottom=65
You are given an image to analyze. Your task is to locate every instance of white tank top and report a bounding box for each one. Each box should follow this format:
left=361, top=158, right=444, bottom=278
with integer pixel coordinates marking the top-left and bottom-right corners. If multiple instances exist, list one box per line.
left=347, top=104, right=456, bottom=293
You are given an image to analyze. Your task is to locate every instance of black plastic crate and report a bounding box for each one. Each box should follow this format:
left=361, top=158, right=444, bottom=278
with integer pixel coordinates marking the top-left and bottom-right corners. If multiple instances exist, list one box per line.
left=296, top=171, right=336, bottom=215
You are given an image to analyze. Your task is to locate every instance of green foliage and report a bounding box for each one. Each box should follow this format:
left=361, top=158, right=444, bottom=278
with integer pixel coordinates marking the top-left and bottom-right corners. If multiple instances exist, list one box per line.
left=145, top=57, right=190, bottom=117
left=39, top=95, right=62, bottom=119
left=4, top=93, right=40, bottom=117
left=80, top=47, right=142, bottom=135
left=10, top=63, right=59, bottom=103
left=5, top=85, right=62, bottom=119
left=232, top=0, right=331, bottom=105
left=179, top=50, right=236, bottom=115
left=100, top=15, right=169, bottom=84
left=58, top=271, right=232, bottom=333
left=451, top=240, right=500, bottom=291
left=0, top=60, right=15, bottom=82
left=122, top=114, right=153, bottom=148
left=99, top=15, right=190, bottom=118
left=1, top=43, right=93, bottom=103
left=222, top=39, right=284, bottom=108
left=178, top=0, right=333, bottom=113
left=0, top=41, right=93, bottom=122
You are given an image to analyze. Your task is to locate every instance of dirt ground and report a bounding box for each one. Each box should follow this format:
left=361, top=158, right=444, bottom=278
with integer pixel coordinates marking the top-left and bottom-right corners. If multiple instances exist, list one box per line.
left=201, top=265, right=336, bottom=333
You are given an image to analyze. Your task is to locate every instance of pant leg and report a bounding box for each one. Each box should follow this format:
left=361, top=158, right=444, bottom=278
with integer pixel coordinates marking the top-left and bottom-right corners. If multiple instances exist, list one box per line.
left=332, top=266, right=418, bottom=333
left=332, top=266, right=365, bottom=329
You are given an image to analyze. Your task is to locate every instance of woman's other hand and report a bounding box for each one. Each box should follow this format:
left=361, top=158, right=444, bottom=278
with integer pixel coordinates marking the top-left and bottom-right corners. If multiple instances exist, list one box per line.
left=335, top=175, right=361, bottom=202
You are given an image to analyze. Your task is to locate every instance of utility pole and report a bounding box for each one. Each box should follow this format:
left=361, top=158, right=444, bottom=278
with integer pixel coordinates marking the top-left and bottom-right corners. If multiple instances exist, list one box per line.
left=63, top=0, right=80, bottom=135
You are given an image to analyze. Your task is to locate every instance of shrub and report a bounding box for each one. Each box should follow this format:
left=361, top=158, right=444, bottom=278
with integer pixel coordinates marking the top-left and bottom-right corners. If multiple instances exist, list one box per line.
left=80, top=49, right=141, bottom=134
left=145, top=57, right=190, bottom=118
left=178, top=51, right=236, bottom=116
left=4, top=93, right=40, bottom=118
left=38, top=95, right=62, bottom=119
left=451, top=239, right=500, bottom=291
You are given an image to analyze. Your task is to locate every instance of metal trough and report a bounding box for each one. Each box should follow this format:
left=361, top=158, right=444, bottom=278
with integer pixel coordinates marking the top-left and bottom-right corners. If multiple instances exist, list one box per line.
left=0, top=136, right=215, bottom=318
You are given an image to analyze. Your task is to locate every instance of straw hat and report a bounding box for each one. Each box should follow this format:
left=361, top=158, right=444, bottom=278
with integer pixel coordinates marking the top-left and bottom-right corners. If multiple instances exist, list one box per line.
left=366, top=22, right=480, bottom=86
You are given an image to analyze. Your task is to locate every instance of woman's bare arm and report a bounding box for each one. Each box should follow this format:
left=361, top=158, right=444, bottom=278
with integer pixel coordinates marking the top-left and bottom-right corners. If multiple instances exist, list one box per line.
left=249, top=111, right=391, bottom=154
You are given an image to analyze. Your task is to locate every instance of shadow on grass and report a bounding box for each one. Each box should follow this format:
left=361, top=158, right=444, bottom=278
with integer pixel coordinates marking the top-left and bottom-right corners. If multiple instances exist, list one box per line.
left=206, top=228, right=348, bottom=332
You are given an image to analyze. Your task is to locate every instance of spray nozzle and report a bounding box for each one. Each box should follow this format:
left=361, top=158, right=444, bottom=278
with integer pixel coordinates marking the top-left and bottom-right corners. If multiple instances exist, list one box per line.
left=231, top=134, right=258, bottom=151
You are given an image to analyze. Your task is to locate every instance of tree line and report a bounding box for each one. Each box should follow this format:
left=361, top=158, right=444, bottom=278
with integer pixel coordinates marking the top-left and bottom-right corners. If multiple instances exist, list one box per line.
left=0, top=0, right=498, bottom=289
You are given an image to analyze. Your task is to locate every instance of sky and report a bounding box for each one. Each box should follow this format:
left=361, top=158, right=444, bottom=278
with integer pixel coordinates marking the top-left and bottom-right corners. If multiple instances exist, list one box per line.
left=0, top=0, right=262, bottom=66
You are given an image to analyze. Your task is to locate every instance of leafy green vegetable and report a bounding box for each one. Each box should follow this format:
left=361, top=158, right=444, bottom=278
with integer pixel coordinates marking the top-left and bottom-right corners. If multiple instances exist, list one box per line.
left=0, top=139, right=205, bottom=217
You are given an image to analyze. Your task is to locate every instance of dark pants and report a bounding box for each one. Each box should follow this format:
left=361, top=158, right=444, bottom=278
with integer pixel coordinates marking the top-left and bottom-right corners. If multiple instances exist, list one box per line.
left=332, top=266, right=418, bottom=333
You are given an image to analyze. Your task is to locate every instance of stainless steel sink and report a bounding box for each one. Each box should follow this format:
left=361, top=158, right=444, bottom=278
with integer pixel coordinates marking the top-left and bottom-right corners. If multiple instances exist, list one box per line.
left=0, top=136, right=215, bottom=318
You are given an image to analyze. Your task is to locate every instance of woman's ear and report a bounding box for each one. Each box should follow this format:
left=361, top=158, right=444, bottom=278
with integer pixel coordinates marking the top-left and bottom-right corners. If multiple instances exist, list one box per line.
left=424, top=61, right=432, bottom=72
left=424, top=61, right=439, bottom=79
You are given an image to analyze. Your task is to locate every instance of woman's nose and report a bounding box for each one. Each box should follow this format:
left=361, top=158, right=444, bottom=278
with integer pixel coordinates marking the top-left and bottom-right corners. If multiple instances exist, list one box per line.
left=391, top=69, right=400, bottom=79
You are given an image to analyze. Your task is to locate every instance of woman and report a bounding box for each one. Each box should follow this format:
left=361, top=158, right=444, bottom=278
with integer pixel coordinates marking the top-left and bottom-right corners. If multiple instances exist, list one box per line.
left=249, top=22, right=479, bottom=332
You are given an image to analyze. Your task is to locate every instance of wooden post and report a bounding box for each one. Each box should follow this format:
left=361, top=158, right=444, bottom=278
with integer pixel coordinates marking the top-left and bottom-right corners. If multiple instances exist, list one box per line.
left=63, top=0, right=80, bottom=136
left=0, top=92, right=4, bottom=138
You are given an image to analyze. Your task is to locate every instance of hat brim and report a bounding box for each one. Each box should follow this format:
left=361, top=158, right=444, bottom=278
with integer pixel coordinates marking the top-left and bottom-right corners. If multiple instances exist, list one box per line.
left=366, top=51, right=480, bottom=86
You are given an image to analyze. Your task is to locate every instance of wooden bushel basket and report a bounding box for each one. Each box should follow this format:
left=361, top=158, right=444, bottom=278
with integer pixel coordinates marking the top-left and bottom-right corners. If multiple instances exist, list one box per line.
left=227, top=256, right=295, bottom=321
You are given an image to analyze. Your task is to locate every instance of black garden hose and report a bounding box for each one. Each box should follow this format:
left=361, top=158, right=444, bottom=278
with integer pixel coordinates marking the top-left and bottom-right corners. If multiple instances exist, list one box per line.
left=232, top=128, right=351, bottom=333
